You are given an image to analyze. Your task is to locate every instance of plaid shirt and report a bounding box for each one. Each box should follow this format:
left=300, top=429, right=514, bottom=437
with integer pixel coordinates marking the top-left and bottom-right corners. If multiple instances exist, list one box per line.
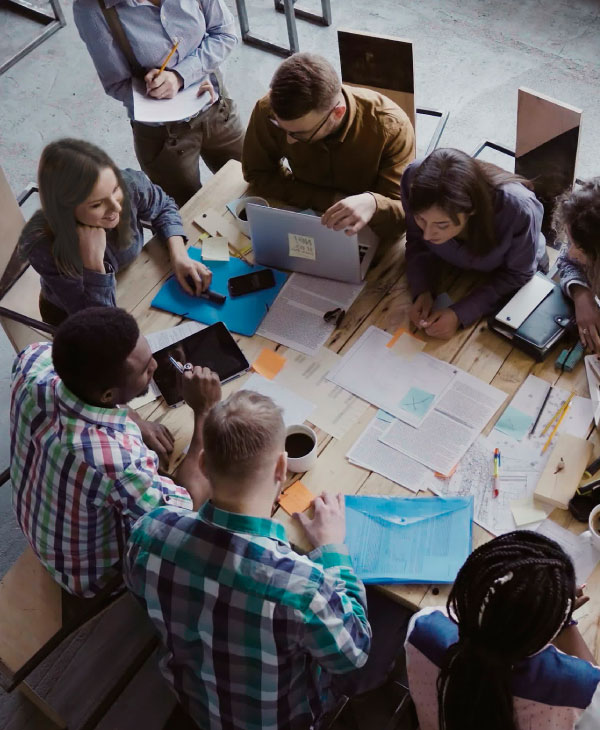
left=125, top=501, right=372, bottom=730
left=10, top=343, right=192, bottom=597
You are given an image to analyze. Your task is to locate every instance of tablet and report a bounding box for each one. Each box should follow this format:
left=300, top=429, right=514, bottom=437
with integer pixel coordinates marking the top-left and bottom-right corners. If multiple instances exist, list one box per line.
left=152, top=322, right=249, bottom=406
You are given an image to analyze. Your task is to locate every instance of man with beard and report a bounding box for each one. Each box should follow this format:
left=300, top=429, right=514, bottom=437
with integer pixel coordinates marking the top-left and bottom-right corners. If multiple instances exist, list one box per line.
left=10, top=307, right=220, bottom=596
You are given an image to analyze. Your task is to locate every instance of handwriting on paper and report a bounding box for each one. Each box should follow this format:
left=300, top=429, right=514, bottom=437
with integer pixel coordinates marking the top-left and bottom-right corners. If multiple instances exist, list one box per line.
left=288, top=233, right=316, bottom=260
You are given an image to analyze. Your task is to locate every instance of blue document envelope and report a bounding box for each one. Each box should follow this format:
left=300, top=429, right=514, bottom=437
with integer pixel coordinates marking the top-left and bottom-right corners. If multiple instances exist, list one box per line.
left=345, top=496, right=473, bottom=584
left=151, top=249, right=288, bottom=336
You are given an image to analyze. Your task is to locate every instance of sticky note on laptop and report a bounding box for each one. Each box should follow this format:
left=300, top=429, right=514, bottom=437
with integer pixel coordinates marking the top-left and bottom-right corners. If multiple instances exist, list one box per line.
left=288, top=233, right=316, bottom=260
left=252, top=348, right=287, bottom=380
left=278, top=481, right=315, bottom=515
left=201, top=236, right=230, bottom=261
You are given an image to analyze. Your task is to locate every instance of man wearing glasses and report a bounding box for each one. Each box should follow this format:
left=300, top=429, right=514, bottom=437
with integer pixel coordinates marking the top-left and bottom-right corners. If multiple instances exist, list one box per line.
left=242, top=53, right=415, bottom=238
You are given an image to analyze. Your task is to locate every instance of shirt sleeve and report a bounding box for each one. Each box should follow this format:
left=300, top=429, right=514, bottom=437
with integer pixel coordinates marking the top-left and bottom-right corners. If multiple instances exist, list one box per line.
left=556, top=242, right=591, bottom=296
left=125, top=169, right=186, bottom=241
left=450, top=197, right=542, bottom=327
left=402, top=164, right=443, bottom=298
left=242, top=99, right=339, bottom=212
left=172, top=0, right=237, bottom=88
left=73, top=0, right=133, bottom=108
left=575, top=682, right=600, bottom=729
left=368, top=111, right=415, bottom=232
left=300, top=544, right=372, bottom=674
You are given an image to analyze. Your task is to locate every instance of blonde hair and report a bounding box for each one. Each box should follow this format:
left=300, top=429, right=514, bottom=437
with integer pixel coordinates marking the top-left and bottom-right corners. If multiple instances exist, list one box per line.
left=203, top=391, right=285, bottom=480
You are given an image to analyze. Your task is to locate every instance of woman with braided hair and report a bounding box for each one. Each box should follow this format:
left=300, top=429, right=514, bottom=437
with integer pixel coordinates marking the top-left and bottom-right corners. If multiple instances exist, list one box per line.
left=404, top=531, right=600, bottom=730
left=555, top=179, right=600, bottom=353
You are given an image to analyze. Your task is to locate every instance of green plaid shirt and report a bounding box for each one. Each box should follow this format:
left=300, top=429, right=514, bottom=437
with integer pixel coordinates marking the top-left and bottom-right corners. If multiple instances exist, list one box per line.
left=125, top=501, right=371, bottom=730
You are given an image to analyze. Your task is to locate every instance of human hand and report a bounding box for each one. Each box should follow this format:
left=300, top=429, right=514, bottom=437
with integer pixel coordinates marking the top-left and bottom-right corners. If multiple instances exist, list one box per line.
left=145, top=69, right=183, bottom=99
left=422, top=308, right=460, bottom=339
left=321, top=193, right=377, bottom=235
left=172, top=254, right=212, bottom=295
left=293, top=492, right=346, bottom=547
left=197, top=77, right=216, bottom=104
left=573, top=286, right=600, bottom=353
left=181, top=365, right=221, bottom=415
left=409, top=292, right=434, bottom=328
left=77, top=224, right=107, bottom=273
left=574, top=584, right=590, bottom=612
left=137, top=419, right=175, bottom=462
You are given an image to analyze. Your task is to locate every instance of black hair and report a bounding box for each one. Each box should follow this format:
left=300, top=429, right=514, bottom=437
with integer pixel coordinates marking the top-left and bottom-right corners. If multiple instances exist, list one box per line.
left=438, top=530, right=576, bottom=730
left=52, top=307, right=140, bottom=402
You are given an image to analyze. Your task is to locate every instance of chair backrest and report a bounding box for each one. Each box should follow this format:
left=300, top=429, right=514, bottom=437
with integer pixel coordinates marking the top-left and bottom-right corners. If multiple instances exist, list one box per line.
left=515, top=87, right=582, bottom=244
left=0, top=164, right=28, bottom=297
left=337, top=29, right=416, bottom=131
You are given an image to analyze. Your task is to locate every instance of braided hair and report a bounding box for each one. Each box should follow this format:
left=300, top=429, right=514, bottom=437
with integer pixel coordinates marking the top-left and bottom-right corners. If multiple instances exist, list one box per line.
left=437, top=530, right=576, bottom=730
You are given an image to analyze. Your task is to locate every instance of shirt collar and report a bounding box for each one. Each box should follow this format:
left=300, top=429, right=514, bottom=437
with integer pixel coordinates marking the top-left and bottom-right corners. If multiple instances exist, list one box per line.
left=56, top=380, right=131, bottom=430
left=328, top=86, right=356, bottom=144
left=200, top=501, right=289, bottom=544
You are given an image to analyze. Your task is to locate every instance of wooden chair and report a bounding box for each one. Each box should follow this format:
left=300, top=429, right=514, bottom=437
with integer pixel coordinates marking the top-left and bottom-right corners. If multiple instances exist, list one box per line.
left=337, top=29, right=449, bottom=157
left=471, top=87, right=583, bottom=248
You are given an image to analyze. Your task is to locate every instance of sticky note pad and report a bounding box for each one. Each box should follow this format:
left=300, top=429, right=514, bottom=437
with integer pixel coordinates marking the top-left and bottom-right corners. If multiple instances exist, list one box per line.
left=386, top=328, right=425, bottom=359
left=252, top=348, right=287, bottom=380
left=494, top=405, right=534, bottom=441
left=510, top=496, right=553, bottom=526
left=201, top=236, right=230, bottom=261
left=278, top=481, right=315, bottom=515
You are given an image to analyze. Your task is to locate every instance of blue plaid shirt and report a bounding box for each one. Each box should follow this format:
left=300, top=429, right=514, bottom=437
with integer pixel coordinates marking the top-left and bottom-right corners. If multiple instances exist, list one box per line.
left=125, top=502, right=371, bottom=730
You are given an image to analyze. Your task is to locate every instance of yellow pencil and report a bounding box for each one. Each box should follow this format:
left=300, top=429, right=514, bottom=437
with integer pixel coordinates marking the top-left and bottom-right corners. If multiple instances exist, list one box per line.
left=542, top=399, right=572, bottom=453
left=157, top=40, right=179, bottom=75
left=540, top=392, right=575, bottom=437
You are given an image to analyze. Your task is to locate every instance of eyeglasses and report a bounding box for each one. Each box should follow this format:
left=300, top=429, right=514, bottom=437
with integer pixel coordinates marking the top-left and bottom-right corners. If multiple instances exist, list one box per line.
left=270, top=103, right=340, bottom=143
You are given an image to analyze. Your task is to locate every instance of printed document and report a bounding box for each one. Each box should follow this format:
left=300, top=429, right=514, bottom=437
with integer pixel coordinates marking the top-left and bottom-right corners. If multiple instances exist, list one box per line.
left=243, top=373, right=315, bottom=427
left=257, top=273, right=364, bottom=356
left=344, top=495, right=473, bottom=583
left=132, top=78, right=213, bottom=123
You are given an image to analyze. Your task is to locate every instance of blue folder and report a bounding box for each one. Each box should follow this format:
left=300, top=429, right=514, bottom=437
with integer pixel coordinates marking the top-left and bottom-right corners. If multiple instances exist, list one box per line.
left=151, top=248, right=288, bottom=336
left=345, top=495, right=473, bottom=584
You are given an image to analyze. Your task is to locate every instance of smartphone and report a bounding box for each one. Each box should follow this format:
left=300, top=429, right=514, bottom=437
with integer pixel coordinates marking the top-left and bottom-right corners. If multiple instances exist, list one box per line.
left=228, top=269, right=276, bottom=297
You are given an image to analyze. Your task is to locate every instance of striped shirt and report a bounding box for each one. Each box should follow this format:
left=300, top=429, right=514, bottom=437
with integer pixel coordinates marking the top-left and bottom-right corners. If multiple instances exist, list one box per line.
left=405, top=607, right=600, bottom=730
left=10, top=343, right=192, bottom=597
left=125, top=501, right=372, bottom=730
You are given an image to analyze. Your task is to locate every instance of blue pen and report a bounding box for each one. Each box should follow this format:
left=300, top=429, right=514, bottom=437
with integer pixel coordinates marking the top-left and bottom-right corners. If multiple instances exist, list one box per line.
left=168, top=356, right=184, bottom=374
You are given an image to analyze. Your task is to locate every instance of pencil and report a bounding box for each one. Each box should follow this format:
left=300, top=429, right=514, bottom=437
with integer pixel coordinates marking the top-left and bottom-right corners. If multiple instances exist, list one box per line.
left=541, top=392, right=574, bottom=437
left=228, top=240, right=252, bottom=267
left=542, top=399, right=572, bottom=453
left=158, top=40, right=179, bottom=75
left=529, top=384, right=552, bottom=437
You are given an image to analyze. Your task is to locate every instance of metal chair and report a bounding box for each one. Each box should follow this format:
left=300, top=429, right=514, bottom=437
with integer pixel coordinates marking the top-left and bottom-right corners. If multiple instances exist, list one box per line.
left=1, top=0, right=66, bottom=75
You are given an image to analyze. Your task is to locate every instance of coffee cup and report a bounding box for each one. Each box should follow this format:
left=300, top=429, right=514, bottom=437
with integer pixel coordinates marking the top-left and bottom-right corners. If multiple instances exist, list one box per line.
left=584, top=503, right=600, bottom=551
left=285, top=424, right=317, bottom=473
left=233, top=196, right=269, bottom=236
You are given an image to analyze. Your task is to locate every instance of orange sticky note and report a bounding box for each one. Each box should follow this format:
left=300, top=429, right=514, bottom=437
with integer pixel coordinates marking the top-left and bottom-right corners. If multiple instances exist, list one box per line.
left=386, top=327, right=424, bottom=348
left=252, top=348, right=286, bottom=380
left=434, top=463, right=458, bottom=479
left=278, top=481, right=315, bottom=516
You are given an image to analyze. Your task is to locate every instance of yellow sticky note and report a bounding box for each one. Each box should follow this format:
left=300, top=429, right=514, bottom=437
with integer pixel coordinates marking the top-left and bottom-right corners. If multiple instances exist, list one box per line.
left=510, top=496, right=553, bottom=526
left=278, top=481, right=315, bottom=516
left=201, top=236, right=230, bottom=261
left=252, top=348, right=287, bottom=380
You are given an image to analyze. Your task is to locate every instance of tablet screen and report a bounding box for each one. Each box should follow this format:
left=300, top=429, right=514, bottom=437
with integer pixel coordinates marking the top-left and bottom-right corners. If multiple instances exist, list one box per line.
left=152, top=322, right=249, bottom=406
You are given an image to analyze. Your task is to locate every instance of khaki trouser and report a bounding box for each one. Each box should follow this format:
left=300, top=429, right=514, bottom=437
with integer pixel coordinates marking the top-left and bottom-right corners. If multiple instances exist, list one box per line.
left=131, top=93, right=245, bottom=207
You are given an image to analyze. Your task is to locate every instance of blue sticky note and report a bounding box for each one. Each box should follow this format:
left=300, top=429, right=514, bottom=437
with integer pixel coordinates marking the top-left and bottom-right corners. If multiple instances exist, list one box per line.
left=494, top=405, right=534, bottom=442
left=399, top=387, right=435, bottom=418
left=376, top=409, right=395, bottom=423
left=151, top=249, right=288, bottom=336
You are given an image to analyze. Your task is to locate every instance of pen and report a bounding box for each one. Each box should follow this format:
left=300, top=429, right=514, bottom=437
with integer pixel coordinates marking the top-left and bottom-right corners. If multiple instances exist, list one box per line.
left=492, top=448, right=501, bottom=498
left=529, top=384, right=552, bottom=437
left=168, top=356, right=184, bottom=373
left=157, top=39, right=179, bottom=76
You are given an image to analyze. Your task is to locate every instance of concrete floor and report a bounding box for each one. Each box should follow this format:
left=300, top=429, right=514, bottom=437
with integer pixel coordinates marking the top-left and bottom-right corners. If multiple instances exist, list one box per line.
left=0, top=0, right=599, bottom=725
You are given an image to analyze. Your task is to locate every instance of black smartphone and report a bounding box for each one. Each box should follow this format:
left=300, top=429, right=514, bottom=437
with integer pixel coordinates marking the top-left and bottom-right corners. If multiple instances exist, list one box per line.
left=228, top=269, right=276, bottom=297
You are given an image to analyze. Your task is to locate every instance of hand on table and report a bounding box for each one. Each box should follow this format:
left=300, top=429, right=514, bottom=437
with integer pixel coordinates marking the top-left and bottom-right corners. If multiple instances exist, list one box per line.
left=321, top=193, right=377, bottom=235
left=137, top=419, right=174, bottom=462
left=573, top=286, right=600, bottom=353
left=172, top=255, right=212, bottom=295
left=409, top=292, right=434, bottom=329
left=77, top=224, right=107, bottom=273
left=293, top=492, right=346, bottom=547
left=145, top=69, right=183, bottom=99
left=180, top=365, right=221, bottom=416
left=422, top=308, right=459, bottom=339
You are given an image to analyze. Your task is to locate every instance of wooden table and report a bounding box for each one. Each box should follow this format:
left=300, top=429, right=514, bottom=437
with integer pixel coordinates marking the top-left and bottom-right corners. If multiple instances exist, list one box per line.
left=127, top=159, right=600, bottom=663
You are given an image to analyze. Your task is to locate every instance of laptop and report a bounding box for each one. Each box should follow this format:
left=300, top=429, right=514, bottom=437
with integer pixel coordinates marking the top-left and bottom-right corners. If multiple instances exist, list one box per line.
left=246, top=204, right=380, bottom=283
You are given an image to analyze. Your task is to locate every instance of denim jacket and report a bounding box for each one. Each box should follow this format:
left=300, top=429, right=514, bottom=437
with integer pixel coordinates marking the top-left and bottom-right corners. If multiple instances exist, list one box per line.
left=20, top=169, right=186, bottom=314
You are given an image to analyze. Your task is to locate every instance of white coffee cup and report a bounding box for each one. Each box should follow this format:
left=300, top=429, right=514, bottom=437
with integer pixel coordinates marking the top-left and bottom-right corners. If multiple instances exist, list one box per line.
left=584, top=503, right=600, bottom=551
left=285, top=424, right=318, bottom=473
left=233, top=196, right=269, bottom=236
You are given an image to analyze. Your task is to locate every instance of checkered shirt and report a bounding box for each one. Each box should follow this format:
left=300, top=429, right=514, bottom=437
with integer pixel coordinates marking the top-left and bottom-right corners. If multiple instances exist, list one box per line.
left=125, top=501, right=372, bottom=730
left=10, top=343, right=192, bottom=597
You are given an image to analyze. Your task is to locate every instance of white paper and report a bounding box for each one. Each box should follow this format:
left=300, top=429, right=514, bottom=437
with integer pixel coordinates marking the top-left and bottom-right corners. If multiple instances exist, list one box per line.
left=274, top=348, right=369, bottom=439
left=145, top=321, right=207, bottom=353
left=536, top=519, right=600, bottom=585
left=132, top=78, right=213, bottom=123
left=243, top=373, right=315, bottom=427
left=201, top=236, right=230, bottom=261
left=257, top=273, right=364, bottom=357
left=327, top=326, right=458, bottom=427
left=346, top=415, right=432, bottom=493
left=379, top=370, right=506, bottom=475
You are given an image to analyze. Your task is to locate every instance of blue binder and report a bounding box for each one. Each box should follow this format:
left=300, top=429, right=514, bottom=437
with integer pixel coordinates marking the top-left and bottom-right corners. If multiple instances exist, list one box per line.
left=151, top=248, right=288, bottom=336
